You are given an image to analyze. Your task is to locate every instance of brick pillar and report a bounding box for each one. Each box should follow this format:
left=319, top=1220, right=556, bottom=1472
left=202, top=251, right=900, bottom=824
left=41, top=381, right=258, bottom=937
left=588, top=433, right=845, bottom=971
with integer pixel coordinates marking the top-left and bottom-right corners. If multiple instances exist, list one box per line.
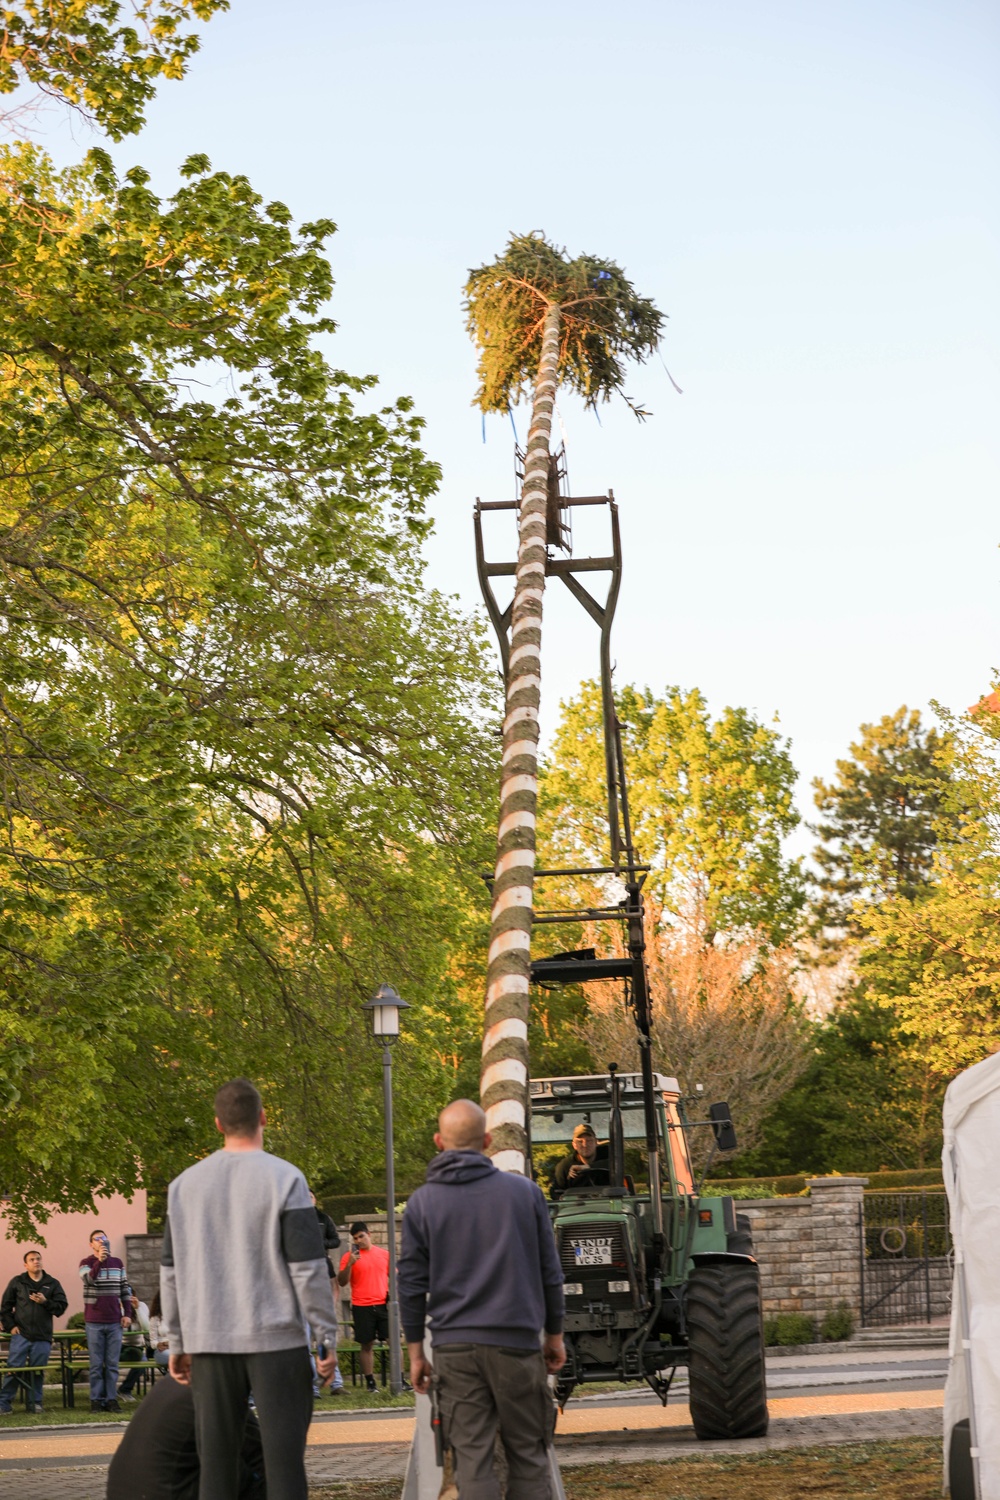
left=805, top=1176, right=868, bottom=1326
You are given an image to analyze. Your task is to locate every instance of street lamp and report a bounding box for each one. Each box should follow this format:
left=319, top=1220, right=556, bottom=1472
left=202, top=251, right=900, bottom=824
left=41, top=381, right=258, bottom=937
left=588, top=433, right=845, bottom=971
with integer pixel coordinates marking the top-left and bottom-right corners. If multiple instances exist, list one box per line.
left=362, top=982, right=410, bottom=1395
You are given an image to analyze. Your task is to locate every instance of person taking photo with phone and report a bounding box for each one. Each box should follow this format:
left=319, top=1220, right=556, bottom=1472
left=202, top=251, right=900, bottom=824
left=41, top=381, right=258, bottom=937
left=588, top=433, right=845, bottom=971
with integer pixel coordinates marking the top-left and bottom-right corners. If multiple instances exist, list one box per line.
left=79, top=1229, right=133, bottom=1412
left=0, top=1250, right=68, bottom=1414
left=337, top=1224, right=389, bottom=1393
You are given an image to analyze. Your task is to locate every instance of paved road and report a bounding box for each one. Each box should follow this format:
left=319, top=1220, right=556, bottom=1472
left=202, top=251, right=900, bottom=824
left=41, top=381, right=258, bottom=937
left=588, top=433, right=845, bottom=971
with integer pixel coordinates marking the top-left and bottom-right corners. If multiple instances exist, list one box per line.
left=0, top=1347, right=949, bottom=1499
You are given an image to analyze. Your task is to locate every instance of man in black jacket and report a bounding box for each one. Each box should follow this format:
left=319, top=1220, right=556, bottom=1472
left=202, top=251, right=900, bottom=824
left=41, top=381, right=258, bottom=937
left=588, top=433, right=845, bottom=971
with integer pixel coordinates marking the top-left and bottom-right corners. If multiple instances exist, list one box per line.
left=551, top=1123, right=610, bottom=1197
left=309, top=1190, right=340, bottom=1278
left=0, top=1250, right=68, bottom=1413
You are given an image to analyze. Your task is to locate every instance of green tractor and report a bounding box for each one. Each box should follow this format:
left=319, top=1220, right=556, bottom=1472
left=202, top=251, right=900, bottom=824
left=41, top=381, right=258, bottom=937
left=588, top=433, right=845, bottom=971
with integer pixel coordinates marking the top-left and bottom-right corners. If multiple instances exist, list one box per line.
left=475, top=482, right=769, bottom=1439
left=528, top=1066, right=767, bottom=1438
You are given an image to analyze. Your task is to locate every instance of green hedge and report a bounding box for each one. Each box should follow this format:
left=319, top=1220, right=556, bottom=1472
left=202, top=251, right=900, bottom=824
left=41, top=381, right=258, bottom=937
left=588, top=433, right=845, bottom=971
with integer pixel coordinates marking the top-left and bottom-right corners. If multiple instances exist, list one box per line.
left=703, top=1167, right=944, bottom=1198
left=321, top=1193, right=386, bottom=1222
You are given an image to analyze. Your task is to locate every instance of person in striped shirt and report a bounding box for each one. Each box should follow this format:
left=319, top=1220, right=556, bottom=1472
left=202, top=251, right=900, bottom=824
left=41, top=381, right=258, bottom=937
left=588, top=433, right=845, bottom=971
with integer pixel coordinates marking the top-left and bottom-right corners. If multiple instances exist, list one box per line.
left=79, top=1229, right=133, bottom=1412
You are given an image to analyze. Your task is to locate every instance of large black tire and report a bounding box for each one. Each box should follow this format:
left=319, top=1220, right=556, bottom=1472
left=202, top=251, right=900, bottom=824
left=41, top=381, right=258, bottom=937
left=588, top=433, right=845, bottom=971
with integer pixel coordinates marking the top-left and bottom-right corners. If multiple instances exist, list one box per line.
left=686, top=1261, right=769, bottom=1439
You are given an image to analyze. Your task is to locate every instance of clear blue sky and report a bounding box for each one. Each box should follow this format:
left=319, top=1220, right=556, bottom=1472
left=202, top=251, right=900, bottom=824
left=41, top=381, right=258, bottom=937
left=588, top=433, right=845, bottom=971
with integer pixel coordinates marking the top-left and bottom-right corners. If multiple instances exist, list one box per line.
left=40, top=0, right=1000, bottom=837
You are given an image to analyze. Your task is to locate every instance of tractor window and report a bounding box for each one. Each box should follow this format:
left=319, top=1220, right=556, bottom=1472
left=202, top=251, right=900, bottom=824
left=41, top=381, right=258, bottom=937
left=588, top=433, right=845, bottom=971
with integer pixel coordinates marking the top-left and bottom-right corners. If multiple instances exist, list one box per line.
left=530, top=1104, right=650, bottom=1143
left=665, top=1099, right=694, bottom=1194
left=530, top=1102, right=655, bottom=1196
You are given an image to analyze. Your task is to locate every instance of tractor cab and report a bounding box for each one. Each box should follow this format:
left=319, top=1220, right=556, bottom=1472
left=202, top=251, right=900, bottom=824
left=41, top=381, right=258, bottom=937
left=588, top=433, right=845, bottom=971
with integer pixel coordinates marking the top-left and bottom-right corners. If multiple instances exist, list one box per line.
left=529, top=1071, right=694, bottom=1200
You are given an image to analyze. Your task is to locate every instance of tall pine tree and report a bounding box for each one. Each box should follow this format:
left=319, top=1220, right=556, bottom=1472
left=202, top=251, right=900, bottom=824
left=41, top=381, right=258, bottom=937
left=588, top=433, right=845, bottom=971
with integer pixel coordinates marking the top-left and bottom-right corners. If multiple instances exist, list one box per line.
left=810, top=707, right=954, bottom=945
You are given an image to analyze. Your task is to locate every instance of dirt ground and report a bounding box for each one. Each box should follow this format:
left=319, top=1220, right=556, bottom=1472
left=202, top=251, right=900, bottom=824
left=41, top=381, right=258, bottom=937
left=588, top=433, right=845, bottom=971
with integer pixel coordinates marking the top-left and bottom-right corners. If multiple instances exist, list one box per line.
left=310, top=1437, right=942, bottom=1500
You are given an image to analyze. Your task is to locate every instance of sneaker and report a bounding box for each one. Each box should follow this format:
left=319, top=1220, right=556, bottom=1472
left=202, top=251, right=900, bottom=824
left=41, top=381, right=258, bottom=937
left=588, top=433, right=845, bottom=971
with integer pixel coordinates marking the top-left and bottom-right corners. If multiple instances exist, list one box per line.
left=90, top=1400, right=103, bottom=1412
left=104, top=1399, right=121, bottom=1413
left=0, top=1405, right=13, bottom=1416
left=331, top=1372, right=344, bottom=1393
left=365, top=1375, right=378, bottom=1393
left=117, top=1392, right=135, bottom=1403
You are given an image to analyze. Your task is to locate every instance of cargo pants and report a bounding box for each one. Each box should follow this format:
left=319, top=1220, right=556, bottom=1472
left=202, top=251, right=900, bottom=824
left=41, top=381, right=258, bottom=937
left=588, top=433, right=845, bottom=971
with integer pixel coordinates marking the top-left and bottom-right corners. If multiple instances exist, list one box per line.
left=433, top=1343, right=555, bottom=1500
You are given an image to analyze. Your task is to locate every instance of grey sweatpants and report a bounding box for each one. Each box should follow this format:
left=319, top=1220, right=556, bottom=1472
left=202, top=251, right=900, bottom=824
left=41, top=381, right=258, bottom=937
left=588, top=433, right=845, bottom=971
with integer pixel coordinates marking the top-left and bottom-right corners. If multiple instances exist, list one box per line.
left=434, top=1343, right=554, bottom=1500
left=190, top=1346, right=312, bottom=1500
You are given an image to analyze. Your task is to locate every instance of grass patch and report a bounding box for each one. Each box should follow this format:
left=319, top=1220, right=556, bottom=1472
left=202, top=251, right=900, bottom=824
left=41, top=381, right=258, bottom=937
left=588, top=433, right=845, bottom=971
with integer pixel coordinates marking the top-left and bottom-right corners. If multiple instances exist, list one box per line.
left=0, top=1402, right=131, bottom=1427
left=317, top=1385, right=414, bottom=1410
left=309, top=1440, right=941, bottom=1500
left=311, top=1485, right=400, bottom=1500
left=0, top=1379, right=415, bottom=1428
left=556, top=1439, right=940, bottom=1499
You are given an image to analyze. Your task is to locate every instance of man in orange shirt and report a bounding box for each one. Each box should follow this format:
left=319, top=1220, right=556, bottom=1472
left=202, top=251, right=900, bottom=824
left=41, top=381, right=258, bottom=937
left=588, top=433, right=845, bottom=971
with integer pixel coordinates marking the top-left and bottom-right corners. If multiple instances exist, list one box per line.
left=337, top=1223, right=389, bottom=1392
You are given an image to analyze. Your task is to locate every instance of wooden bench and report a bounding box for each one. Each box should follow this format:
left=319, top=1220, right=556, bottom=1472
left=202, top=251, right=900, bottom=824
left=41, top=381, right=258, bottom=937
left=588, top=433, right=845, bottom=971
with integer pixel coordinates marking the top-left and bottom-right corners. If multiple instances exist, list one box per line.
left=0, top=1361, right=53, bottom=1411
left=61, top=1357, right=165, bottom=1408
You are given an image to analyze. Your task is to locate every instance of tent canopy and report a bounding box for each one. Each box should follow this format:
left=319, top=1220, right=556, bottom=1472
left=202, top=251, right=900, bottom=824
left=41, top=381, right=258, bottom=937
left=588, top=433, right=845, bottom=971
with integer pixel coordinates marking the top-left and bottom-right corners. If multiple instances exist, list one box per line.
left=944, top=1050, right=1000, bottom=1500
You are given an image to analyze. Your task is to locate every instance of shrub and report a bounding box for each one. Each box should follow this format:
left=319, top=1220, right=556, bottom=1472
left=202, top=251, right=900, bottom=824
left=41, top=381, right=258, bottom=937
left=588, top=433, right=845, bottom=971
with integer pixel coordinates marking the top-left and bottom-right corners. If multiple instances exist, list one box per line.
left=820, top=1300, right=855, bottom=1342
left=67, top=1311, right=86, bottom=1329
left=701, top=1183, right=778, bottom=1200
left=763, top=1313, right=817, bottom=1346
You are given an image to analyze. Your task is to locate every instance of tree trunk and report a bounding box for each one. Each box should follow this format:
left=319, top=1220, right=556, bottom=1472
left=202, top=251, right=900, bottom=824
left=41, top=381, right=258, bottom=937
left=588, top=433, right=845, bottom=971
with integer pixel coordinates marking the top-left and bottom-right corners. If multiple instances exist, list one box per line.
left=480, top=302, right=561, bottom=1173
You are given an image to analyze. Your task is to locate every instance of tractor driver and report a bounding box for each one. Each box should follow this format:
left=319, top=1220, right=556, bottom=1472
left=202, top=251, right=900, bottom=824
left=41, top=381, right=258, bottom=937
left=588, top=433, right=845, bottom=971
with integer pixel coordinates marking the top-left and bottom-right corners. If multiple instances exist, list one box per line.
left=552, top=1123, right=610, bottom=1197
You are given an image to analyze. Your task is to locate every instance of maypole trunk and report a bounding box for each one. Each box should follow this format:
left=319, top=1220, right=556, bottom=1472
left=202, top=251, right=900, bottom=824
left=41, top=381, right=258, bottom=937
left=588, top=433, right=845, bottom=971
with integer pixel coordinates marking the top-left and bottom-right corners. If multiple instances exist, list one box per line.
left=481, top=302, right=561, bottom=1173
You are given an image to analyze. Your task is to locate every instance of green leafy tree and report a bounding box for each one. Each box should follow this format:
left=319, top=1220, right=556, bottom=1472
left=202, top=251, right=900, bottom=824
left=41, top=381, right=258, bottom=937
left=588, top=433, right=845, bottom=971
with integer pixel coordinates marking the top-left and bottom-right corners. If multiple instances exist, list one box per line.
left=857, top=715, right=1000, bottom=1082
left=540, top=681, right=803, bottom=945
left=734, top=991, right=944, bottom=1175
left=0, top=144, right=498, bottom=1233
left=746, top=712, right=994, bottom=1178
left=464, top=233, right=663, bottom=1171
left=0, top=0, right=226, bottom=139
left=810, top=708, right=954, bottom=944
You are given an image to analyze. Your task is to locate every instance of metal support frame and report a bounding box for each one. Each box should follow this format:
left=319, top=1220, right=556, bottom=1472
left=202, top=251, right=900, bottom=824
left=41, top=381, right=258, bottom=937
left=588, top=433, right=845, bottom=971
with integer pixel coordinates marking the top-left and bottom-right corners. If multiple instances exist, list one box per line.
left=473, top=483, right=665, bottom=1245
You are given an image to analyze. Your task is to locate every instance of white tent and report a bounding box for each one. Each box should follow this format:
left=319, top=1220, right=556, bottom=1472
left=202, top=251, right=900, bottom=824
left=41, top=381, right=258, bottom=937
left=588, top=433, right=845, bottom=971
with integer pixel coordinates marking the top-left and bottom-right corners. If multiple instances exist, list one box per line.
left=943, top=1049, right=1000, bottom=1499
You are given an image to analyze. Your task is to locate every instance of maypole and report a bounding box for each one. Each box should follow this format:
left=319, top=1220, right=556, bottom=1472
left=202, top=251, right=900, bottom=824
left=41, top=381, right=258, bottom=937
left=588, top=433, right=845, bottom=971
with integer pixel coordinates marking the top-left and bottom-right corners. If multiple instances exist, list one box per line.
left=481, top=302, right=560, bottom=1171
left=464, top=233, right=663, bottom=1173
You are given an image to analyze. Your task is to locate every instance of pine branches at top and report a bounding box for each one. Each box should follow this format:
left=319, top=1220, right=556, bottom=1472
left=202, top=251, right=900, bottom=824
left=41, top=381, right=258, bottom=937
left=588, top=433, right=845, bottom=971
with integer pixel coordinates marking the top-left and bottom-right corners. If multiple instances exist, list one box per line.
left=464, top=231, right=665, bottom=415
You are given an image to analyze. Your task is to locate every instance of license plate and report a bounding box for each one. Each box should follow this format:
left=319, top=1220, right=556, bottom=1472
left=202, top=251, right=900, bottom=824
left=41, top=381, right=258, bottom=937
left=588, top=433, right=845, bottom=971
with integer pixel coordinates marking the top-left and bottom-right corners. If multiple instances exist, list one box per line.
left=573, top=1242, right=612, bottom=1266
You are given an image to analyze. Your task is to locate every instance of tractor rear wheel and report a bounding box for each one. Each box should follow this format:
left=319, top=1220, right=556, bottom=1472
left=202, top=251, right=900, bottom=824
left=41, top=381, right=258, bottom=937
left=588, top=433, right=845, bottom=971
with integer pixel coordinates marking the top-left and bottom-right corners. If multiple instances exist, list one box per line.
left=686, top=1261, right=769, bottom=1439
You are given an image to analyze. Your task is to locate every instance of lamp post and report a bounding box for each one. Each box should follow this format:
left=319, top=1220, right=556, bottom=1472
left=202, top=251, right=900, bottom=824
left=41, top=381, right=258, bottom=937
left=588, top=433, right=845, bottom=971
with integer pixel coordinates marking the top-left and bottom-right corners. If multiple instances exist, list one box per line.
left=362, top=982, right=410, bottom=1396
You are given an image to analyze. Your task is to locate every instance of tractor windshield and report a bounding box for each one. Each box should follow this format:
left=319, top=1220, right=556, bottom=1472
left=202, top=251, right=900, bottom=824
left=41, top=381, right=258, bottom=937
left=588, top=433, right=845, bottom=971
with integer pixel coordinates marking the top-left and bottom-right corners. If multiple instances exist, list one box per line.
left=531, top=1099, right=656, bottom=1196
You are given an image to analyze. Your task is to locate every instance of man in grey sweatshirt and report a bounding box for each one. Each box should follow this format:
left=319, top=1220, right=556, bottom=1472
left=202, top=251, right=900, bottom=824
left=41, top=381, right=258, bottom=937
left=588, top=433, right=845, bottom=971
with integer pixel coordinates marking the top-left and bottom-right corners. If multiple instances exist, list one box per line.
left=398, top=1099, right=566, bottom=1500
left=161, top=1078, right=338, bottom=1500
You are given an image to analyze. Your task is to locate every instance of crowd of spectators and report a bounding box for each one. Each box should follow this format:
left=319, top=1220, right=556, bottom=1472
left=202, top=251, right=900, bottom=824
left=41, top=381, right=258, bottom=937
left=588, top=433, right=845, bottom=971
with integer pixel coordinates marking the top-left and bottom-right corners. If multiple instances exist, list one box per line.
left=2, top=1078, right=566, bottom=1500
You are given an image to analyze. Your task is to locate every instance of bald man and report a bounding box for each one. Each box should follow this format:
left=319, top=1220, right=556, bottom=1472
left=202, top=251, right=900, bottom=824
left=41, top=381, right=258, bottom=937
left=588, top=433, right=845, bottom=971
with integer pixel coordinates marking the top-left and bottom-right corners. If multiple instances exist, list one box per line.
left=398, top=1099, right=565, bottom=1500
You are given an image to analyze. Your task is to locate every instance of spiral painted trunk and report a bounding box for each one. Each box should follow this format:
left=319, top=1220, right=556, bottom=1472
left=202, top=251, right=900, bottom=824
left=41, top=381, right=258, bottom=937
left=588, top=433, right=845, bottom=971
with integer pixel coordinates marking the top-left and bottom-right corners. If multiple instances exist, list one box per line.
left=480, top=302, right=561, bottom=1173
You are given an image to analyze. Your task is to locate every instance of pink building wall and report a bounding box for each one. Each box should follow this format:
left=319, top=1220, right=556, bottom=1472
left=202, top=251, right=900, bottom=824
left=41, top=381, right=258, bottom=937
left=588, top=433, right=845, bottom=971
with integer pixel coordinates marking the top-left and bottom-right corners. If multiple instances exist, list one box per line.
left=1, top=1193, right=148, bottom=1326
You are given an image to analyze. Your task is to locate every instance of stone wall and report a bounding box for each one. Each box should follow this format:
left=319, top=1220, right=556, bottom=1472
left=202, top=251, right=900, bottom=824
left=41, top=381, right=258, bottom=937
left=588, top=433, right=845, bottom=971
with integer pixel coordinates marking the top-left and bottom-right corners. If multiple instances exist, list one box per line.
left=740, top=1176, right=868, bottom=1324
left=124, top=1180, right=874, bottom=1330
left=126, top=1232, right=163, bottom=1305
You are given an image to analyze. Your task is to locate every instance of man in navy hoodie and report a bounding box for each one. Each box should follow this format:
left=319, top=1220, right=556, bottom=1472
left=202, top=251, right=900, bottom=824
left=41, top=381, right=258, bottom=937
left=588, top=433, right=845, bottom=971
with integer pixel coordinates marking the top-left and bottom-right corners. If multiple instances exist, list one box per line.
left=398, top=1099, right=565, bottom=1500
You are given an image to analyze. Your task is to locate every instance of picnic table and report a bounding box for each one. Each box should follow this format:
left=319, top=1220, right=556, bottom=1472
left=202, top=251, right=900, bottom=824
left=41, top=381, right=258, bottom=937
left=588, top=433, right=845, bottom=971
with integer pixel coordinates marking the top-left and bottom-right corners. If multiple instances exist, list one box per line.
left=51, top=1328, right=166, bottom=1408
left=0, top=1332, right=54, bottom=1412
left=3, top=1328, right=396, bottom=1411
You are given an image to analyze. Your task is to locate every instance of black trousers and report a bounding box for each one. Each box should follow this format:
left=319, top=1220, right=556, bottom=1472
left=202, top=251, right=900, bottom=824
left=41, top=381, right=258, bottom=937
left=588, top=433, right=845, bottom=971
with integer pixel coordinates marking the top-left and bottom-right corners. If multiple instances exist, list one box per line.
left=190, top=1346, right=313, bottom=1500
